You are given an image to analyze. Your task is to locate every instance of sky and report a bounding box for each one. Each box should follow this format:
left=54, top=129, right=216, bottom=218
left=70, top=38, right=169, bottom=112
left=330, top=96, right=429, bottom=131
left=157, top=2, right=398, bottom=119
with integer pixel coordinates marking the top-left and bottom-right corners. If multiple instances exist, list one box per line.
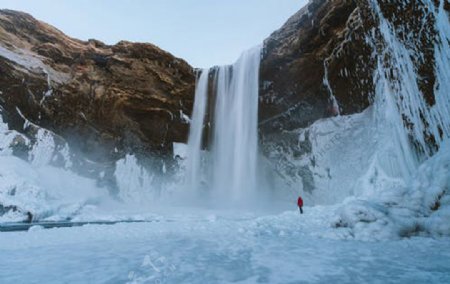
left=0, top=0, right=307, bottom=68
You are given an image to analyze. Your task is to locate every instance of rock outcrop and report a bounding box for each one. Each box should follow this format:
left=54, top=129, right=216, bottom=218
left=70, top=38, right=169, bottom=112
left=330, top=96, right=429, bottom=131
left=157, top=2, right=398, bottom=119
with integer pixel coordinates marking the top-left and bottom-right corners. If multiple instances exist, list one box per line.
left=259, top=0, right=448, bottom=153
left=0, top=9, right=195, bottom=165
left=260, top=0, right=375, bottom=134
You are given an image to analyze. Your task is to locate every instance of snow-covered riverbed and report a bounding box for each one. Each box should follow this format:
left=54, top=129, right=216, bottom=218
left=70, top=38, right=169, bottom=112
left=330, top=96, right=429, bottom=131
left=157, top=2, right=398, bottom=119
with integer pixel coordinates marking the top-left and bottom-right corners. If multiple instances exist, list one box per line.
left=1, top=207, right=449, bottom=284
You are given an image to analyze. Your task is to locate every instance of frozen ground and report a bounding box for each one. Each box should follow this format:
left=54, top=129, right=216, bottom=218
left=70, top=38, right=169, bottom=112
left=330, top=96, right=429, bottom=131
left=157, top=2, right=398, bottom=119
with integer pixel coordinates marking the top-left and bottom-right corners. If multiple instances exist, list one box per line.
left=0, top=207, right=449, bottom=284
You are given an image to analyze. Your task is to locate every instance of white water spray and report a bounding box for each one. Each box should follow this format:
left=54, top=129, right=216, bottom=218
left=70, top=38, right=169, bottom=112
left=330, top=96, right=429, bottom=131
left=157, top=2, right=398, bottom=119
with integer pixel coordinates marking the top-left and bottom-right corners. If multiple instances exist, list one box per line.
left=186, top=46, right=262, bottom=203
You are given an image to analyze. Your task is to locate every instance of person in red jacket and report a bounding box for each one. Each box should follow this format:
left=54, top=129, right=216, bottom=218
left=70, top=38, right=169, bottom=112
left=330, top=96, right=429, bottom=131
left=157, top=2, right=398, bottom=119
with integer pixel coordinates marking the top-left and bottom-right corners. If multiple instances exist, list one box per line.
left=297, top=196, right=304, bottom=214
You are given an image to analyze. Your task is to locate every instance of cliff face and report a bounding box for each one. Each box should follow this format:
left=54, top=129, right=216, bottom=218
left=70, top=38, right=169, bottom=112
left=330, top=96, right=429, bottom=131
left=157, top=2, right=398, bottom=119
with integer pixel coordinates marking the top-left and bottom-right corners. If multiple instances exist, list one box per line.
left=0, top=10, right=195, bottom=165
left=260, top=0, right=374, bottom=134
left=259, top=0, right=448, bottom=153
left=258, top=0, right=449, bottom=195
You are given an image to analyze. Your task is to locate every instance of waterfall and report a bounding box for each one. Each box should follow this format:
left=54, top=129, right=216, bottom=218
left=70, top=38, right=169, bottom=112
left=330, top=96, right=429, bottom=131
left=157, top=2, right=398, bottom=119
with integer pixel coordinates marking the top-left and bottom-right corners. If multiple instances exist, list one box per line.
left=186, top=46, right=262, bottom=203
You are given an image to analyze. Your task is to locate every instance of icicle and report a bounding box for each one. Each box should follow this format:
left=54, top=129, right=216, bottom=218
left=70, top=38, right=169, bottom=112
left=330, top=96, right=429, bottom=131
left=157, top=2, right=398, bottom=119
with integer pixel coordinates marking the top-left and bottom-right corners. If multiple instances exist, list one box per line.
left=323, top=59, right=340, bottom=116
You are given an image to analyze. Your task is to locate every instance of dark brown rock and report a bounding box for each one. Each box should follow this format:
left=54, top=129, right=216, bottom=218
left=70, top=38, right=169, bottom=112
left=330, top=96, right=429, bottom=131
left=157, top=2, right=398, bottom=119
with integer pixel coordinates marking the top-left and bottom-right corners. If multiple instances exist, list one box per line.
left=0, top=9, right=195, bottom=164
left=260, top=0, right=374, bottom=135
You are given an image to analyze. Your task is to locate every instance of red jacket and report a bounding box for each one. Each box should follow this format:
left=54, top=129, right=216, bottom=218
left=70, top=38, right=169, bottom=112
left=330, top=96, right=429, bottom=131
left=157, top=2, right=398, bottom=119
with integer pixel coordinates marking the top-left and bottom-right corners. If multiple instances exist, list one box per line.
left=297, top=197, right=303, bottom=207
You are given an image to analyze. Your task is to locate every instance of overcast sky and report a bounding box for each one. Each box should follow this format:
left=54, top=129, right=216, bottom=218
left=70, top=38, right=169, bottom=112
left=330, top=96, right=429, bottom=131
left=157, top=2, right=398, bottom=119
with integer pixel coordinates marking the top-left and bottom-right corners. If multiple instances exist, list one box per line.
left=0, top=0, right=307, bottom=68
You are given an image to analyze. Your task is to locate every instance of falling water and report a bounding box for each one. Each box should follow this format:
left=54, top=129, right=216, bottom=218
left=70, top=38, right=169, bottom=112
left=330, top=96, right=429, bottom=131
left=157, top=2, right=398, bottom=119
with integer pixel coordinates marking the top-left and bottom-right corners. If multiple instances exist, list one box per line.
left=185, top=69, right=209, bottom=193
left=186, top=46, right=262, bottom=203
left=211, top=47, right=261, bottom=201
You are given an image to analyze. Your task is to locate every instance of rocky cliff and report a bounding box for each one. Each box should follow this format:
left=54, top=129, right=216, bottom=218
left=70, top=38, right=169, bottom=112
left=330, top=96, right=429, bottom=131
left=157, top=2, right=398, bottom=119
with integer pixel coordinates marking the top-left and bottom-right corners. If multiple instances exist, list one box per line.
left=0, top=9, right=195, bottom=166
left=260, top=0, right=449, bottom=155
left=260, top=0, right=373, bottom=134
left=0, top=1, right=448, bottom=167
left=258, top=0, right=450, bottom=198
